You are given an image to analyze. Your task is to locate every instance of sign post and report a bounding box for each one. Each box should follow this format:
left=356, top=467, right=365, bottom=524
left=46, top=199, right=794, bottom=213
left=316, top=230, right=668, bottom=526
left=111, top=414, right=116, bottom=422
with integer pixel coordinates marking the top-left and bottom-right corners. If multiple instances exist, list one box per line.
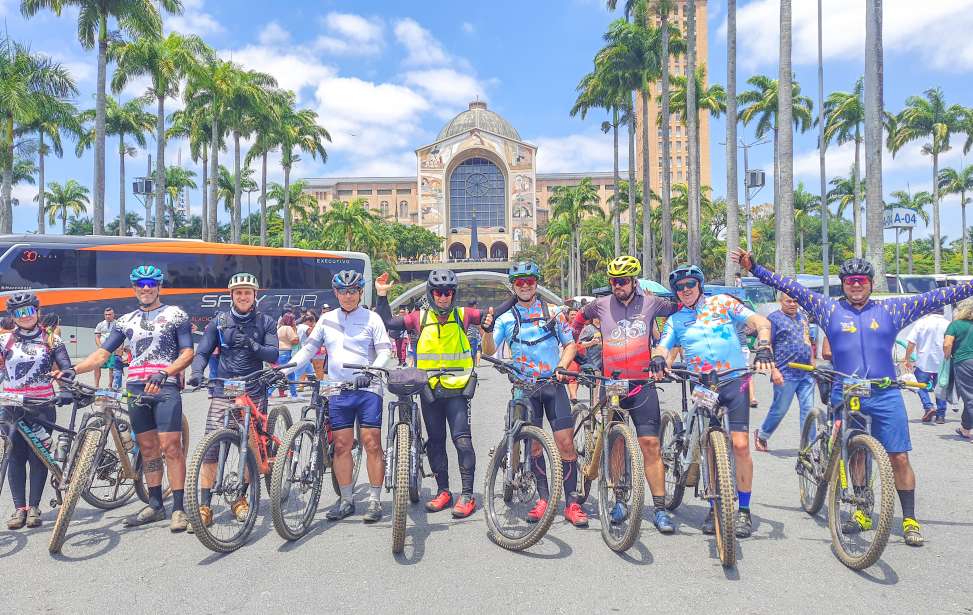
left=884, top=208, right=918, bottom=278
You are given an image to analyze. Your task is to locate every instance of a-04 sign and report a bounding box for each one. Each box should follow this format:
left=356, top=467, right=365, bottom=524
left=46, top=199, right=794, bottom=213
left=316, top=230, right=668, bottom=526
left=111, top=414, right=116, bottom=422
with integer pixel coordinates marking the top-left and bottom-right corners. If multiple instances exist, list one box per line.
left=884, top=208, right=918, bottom=229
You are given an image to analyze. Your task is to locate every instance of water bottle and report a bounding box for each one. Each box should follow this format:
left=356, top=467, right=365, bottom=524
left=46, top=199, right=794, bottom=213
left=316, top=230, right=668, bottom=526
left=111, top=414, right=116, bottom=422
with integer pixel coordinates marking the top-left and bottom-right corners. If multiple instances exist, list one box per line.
left=54, top=433, right=71, bottom=463
left=118, top=422, right=135, bottom=452
left=31, top=424, right=53, bottom=452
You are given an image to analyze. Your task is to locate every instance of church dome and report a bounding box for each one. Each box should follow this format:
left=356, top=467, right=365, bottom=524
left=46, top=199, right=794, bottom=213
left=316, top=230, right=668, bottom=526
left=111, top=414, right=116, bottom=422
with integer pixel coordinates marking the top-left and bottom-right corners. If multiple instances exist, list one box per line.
left=436, top=100, right=521, bottom=142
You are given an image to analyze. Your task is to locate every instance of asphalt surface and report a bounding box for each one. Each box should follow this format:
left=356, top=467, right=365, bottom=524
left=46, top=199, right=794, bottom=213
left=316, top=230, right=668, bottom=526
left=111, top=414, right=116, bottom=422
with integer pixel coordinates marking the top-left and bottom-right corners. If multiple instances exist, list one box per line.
left=2, top=368, right=971, bottom=614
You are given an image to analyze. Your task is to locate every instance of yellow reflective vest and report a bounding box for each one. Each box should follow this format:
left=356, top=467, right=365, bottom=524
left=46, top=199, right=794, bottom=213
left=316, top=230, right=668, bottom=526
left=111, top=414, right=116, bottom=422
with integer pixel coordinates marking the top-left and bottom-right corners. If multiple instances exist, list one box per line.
left=415, top=307, right=473, bottom=390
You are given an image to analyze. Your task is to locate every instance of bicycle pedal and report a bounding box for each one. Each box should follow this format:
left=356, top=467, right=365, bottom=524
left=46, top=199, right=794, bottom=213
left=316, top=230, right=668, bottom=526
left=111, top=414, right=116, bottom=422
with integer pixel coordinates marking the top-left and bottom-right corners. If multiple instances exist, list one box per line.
left=488, top=447, right=495, bottom=457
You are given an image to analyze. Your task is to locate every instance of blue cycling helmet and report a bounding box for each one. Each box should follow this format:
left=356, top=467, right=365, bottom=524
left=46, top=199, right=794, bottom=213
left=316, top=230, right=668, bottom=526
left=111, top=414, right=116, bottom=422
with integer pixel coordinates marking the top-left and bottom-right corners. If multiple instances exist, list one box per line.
left=508, top=261, right=540, bottom=281
left=332, top=269, right=365, bottom=289
left=669, top=264, right=705, bottom=292
left=130, top=265, right=164, bottom=284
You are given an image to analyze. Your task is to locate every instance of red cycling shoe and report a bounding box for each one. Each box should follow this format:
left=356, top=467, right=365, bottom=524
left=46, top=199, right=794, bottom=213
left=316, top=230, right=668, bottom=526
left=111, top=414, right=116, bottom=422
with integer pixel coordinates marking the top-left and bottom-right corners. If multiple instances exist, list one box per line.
left=451, top=494, right=476, bottom=518
left=426, top=490, right=453, bottom=513
left=526, top=499, right=548, bottom=524
left=564, top=502, right=589, bottom=528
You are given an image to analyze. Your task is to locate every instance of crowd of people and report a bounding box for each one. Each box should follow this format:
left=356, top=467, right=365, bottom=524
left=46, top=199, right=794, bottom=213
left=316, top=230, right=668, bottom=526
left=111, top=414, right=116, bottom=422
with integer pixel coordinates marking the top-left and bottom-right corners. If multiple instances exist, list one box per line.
left=2, top=251, right=972, bottom=552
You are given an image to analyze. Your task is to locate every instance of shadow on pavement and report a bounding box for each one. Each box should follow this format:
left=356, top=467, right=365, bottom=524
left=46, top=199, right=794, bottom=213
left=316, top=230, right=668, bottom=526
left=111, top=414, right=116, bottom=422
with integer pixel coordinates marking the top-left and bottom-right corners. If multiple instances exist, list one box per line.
left=0, top=530, right=28, bottom=558
left=615, top=538, right=653, bottom=565
left=394, top=488, right=470, bottom=565
left=51, top=525, right=121, bottom=561
left=510, top=531, right=573, bottom=560
left=852, top=557, right=899, bottom=585
left=765, top=447, right=799, bottom=459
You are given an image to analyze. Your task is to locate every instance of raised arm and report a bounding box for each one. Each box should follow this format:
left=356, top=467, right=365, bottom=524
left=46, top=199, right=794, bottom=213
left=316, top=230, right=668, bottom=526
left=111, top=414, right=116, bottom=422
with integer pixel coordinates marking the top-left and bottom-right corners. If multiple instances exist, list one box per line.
left=881, top=282, right=973, bottom=330
left=733, top=248, right=831, bottom=328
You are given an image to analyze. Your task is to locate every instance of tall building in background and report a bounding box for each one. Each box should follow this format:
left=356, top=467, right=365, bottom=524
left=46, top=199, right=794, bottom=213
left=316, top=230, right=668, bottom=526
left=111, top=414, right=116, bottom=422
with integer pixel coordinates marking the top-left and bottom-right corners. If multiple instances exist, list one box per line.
left=635, top=0, right=711, bottom=195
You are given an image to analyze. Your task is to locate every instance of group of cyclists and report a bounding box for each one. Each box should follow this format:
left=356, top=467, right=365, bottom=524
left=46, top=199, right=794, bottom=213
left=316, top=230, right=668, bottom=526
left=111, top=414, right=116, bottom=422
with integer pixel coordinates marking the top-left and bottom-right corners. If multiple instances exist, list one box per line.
left=4, top=245, right=972, bottom=552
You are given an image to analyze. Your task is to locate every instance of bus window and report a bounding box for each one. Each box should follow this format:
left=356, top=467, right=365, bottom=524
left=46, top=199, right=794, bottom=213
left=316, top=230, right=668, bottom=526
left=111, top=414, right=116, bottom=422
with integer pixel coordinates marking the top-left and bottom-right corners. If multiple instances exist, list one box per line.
left=0, top=247, right=95, bottom=289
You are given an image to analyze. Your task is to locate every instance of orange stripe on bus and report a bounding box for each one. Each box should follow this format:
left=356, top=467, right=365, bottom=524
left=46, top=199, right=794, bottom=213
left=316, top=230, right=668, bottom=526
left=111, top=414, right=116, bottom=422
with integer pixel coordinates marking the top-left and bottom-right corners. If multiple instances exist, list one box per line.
left=1, top=288, right=224, bottom=309
left=79, top=241, right=344, bottom=259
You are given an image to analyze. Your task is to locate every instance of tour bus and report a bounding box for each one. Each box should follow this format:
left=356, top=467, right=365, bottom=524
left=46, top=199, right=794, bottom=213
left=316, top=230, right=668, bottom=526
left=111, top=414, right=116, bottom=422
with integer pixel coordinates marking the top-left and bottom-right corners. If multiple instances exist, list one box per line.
left=0, top=235, right=371, bottom=355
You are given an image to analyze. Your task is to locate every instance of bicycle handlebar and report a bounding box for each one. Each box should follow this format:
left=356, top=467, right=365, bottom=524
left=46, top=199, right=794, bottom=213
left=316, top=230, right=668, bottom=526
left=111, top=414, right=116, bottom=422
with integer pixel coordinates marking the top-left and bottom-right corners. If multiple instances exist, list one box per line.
left=344, top=363, right=464, bottom=377
left=786, top=362, right=932, bottom=391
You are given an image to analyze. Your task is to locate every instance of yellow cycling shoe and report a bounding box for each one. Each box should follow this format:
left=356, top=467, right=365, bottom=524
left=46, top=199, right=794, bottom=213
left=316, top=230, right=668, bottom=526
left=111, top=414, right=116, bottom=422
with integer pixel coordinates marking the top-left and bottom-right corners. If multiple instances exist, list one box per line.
left=903, top=517, right=924, bottom=547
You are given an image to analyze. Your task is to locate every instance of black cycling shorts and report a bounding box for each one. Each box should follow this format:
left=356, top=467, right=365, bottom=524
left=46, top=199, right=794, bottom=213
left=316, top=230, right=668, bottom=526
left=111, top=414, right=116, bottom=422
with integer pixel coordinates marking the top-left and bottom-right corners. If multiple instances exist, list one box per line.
left=715, top=376, right=751, bottom=433
left=602, top=380, right=662, bottom=438
left=526, top=383, right=574, bottom=432
left=128, top=382, right=183, bottom=434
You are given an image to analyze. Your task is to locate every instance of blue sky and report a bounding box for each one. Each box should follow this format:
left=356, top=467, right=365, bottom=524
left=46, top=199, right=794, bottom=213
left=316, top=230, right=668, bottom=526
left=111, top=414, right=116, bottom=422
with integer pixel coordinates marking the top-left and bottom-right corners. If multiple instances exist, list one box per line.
left=8, top=0, right=973, bottom=242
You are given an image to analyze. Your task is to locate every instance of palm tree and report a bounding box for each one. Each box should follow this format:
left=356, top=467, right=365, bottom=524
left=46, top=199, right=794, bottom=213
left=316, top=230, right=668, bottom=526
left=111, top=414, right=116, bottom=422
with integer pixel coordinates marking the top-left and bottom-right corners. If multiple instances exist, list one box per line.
left=0, top=36, right=76, bottom=234
left=887, top=189, right=931, bottom=274
left=550, top=178, right=603, bottom=296
left=245, top=88, right=289, bottom=247
left=724, top=0, right=740, bottom=284
left=776, top=0, right=797, bottom=275
left=864, top=0, right=887, bottom=290
left=164, top=165, right=196, bottom=237
left=111, top=31, right=210, bottom=238
left=889, top=87, right=965, bottom=273
left=938, top=165, right=973, bottom=275
left=827, top=171, right=867, bottom=221
left=217, top=164, right=256, bottom=220
left=168, top=107, right=220, bottom=241
left=319, top=198, right=381, bottom=253
left=44, top=179, right=89, bottom=234
left=824, top=77, right=865, bottom=257
left=684, top=0, right=700, bottom=265
left=267, top=180, right=317, bottom=224
left=273, top=99, right=330, bottom=247
left=793, top=182, right=819, bottom=273
left=77, top=97, right=155, bottom=237
left=21, top=0, right=180, bottom=235
left=106, top=211, right=144, bottom=237
left=16, top=98, right=80, bottom=234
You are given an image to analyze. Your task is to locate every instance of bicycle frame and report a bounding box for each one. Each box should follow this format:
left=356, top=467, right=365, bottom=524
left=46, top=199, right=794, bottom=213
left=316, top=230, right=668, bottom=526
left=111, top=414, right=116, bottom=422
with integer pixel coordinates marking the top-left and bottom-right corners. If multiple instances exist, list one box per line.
left=580, top=379, right=635, bottom=483
left=383, top=392, right=422, bottom=491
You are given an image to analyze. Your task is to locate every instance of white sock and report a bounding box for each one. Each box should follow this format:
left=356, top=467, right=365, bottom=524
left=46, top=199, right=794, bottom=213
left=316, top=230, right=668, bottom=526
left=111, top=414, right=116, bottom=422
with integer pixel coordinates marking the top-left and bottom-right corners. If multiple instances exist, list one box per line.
left=369, top=484, right=382, bottom=502
left=339, top=484, right=353, bottom=503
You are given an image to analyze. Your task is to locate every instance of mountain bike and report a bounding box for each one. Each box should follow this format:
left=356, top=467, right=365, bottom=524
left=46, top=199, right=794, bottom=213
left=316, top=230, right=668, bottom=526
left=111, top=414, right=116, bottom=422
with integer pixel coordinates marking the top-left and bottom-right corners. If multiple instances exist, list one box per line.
left=269, top=376, right=357, bottom=541
left=480, top=355, right=563, bottom=551
left=183, top=365, right=294, bottom=552
left=0, top=394, right=71, bottom=512
left=558, top=367, right=644, bottom=552
left=788, top=362, right=929, bottom=570
left=658, top=366, right=751, bottom=567
left=345, top=364, right=460, bottom=554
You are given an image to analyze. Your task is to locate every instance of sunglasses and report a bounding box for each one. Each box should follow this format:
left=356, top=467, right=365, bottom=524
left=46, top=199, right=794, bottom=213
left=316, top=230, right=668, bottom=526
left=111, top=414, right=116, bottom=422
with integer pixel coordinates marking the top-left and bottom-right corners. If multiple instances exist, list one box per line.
left=334, top=288, right=360, bottom=296
left=843, top=275, right=870, bottom=287
left=513, top=277, right=537, bottom=288
left=12, top=305, right=37, bottom=319
left=674, top=279, right=699, bottom=292
left=432, top=289, right=455, bottom=298
left=134, top=279, right=159, bottom=289
left=609, top=277, right=632, bottom=287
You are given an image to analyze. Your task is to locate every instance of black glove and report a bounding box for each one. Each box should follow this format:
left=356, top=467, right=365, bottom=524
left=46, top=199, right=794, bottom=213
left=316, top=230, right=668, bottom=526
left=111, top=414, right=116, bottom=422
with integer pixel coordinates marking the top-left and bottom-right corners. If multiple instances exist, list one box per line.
left=231, top=330, right=250, bottom=348
left=59, top=368, right=76, bottom=382
left=187, top=373, right=202, bottom=388
left=147, top=371, right=168, bottom=387
left=649, top=356, right=668, bottom=377
left=753, top=345, right=774, bottom=367
left=354, top=373, right=373, bottom=390
left=55, top=390, right=74, bottom=407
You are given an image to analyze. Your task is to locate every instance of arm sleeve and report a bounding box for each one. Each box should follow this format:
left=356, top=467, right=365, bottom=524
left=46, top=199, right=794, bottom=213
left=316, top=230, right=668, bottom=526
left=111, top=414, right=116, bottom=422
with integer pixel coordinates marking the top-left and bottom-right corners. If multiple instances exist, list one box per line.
left=490, top=295, right=517, bottom=322
left=101, top=329, right=126, bottom=353
left=725, top=296, right=757, bottom=326
left=572, top=302, right=596, bottom=338
left=555, top=312, right=575, bottom=346
left=492, top=313, right=512, bottom=350
left=254, top=317, right=280, bottom=364
left=369, top=314, right=395, bottom=367
left=882, top=282, right=973, bottom=330
left=465, top=307, right=483, bottom=326
left=190, top=321, right=219, bottom=375
left=658, top=317, right=678, bottom=351
left=285, top=317, right=327, bottom=375
left=51, top=340, right=72, bottom=371
left=175, top=318, right=194, bottom=351
left=656, top=297, right=679, bottom=318
left=375, top=294, right=408, bottom=331
left=751, top=264, right=832, bottom=329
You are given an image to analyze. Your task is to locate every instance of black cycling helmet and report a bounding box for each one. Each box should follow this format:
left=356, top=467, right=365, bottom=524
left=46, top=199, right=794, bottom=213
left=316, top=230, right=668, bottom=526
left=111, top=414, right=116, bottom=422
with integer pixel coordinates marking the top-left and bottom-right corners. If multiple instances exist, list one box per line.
left=332, top=269, right=365, bottom=289
left=838, top=257, right=874, bottom=281
left=6, top=292, right=40, bottom=312
left=426, top=269, right=458, bottom=317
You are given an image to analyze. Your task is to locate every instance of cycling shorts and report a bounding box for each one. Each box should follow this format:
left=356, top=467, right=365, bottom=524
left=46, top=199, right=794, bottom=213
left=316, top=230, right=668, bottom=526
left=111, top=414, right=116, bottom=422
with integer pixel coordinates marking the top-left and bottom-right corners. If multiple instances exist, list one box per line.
left=329, top=389, right=382, bottom=431
left=127, top=382, right=183, bottom=434
left=602, top=380, right=661, bottom=438
left=830, top=382, right=911, bottom=453
left=525, top=382, right=574, bottom=432
left=715, top=376, right=751, bottom=433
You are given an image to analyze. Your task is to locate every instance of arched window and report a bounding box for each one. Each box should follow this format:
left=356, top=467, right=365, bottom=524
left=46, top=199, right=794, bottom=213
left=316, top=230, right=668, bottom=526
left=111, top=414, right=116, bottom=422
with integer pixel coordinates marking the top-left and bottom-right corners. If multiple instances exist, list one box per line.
left=448, top=242, right=467, bottom=260
left=490, top=242, right=508, bottom=260
left=398, top=200, right=409, bottom=219
left=380, top=200, right=389, bottom=217
left=449, top=157, right=505, bottom=229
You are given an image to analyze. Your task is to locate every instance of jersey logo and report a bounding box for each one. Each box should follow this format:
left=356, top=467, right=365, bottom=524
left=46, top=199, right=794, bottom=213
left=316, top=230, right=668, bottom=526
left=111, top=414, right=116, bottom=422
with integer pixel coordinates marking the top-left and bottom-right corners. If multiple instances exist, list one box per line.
left=610, top=318, right=647, bottom=340
left=840, top=321, right=857, bottom=333
left=869, top=319, right=879, bottom=330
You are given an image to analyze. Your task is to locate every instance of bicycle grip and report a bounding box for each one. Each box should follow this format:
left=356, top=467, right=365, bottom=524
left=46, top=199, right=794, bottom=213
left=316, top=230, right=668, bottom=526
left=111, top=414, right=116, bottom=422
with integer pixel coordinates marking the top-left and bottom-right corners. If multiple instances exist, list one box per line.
left=787, top=362, right=815, bottom=372
left=899, top=380, right=933, bottom=391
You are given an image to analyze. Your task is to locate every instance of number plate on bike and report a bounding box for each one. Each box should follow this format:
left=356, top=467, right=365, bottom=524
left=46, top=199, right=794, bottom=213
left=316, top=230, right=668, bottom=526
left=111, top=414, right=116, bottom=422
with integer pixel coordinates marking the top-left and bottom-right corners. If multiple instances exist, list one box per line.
left=223, top=380, right=246, bottom=396
left=692, top=386, right=720, bottom=411
left=0, top=392, right=24, bottom=404
left=604, top=380, right=629, bottom=397
left=95, top=389, right=122, bottom=400
left=319, top=381, right=345, bottom=396
left=844, top=378, right=871, bottom=398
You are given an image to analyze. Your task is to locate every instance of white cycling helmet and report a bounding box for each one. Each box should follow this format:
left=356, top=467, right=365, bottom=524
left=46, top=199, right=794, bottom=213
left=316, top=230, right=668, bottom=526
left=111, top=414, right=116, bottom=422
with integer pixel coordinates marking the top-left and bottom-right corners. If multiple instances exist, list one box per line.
left=228, top=272, right=259, bottom=291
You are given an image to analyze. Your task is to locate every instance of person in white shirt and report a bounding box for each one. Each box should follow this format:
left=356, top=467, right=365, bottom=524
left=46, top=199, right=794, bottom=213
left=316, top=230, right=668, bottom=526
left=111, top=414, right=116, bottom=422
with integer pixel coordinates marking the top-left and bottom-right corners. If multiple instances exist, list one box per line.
left=903, top=308, right=951, bottom=424
left=286, top=270, right=395, bottom=523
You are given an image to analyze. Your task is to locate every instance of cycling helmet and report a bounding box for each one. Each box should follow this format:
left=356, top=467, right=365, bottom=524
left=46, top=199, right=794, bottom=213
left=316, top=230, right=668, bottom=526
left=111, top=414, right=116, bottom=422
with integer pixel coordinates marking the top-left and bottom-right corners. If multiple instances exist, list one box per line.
left=669, top=264, right=705, bottom=292
left=332, top=270, right=365, bottom=289
left=508, top=261, right=540, bottom=281
left=228, top=272, right=259, bottom=291
left=607, top=255, right=642, bottom=278
left=838, top=257, right=874, bottom=281
left=6, top=292, right=39, bottom=311
left=426, top=269, right=458, bottom=317
left=130, top=265, right=164, bottom=284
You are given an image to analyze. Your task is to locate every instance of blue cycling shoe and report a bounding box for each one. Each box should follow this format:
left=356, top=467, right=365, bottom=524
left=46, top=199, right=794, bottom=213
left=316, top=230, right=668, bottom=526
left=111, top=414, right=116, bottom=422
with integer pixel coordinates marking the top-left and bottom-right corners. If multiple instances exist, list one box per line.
left=654, top=509, right=675, bottom=534
left=610, top=502, right=629, bottom=525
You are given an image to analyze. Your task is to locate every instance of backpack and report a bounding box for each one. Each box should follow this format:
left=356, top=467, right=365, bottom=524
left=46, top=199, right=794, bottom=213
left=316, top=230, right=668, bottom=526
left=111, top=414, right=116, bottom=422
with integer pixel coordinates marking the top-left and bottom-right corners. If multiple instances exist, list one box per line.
left=510, top=301, right=559, bottom=348
left=216, top=311, right=266, bottom=349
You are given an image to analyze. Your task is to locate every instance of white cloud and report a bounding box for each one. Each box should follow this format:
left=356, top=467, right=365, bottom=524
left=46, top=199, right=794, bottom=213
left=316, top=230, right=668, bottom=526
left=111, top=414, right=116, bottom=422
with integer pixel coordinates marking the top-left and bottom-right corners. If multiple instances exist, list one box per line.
left=314, top=12, right=384, bottom=56
left=394, top=18, right=450, bottom=66
left=222, top=45, right=335, bottom=100
left=730, top=0, right=973, bottom=72
left=329, top=151, right=417, bottom=178
left=532, top=132, right=627, bottom=174
left=11, top=184, right=37, bottom=210
left=258, top=21, right=290, bottom=47
left=403, top=69, right=487, bottom=107
left=166, top=0, right=223, bottom=37
left=461, top=22, right=475, bottom=34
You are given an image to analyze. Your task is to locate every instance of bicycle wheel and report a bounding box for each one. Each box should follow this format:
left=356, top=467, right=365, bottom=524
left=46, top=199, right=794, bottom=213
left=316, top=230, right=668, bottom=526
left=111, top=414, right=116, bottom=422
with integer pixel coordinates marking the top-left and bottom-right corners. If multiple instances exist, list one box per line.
left=826, top=434, right=895, bottom=570
left=270, top=421, right=324, bottom=541
left=484, top=425, right=563, bottom=551
left=572, top=404, right=595, bottom=505
left=49, top=429, right=101, bottom=554
left=81, top=420, right=137, bottom=510
left=391, top=422, right=410, bottom=554
left=659, top=410, right=686, bottom=511
left=184, top=429, right=261, bottom=553
left=596, top=422, right=644, bottom=552
left=0, top=432, right=10, bottom=497
left=706, top=429, right=737, bottom=567
left=332, top=423, right=363, bottom=495
left=264, top=405, right=293, bottom=492
left=797, top=409, right=830, bottom=516
left=134, top=413, right=190, bottom=504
